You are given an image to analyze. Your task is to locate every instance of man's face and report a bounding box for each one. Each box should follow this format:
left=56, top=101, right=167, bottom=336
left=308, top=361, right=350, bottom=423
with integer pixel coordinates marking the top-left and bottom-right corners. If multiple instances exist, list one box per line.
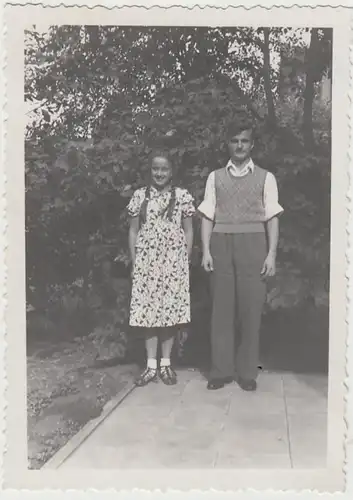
left=227, top=129, right=253, bottom=163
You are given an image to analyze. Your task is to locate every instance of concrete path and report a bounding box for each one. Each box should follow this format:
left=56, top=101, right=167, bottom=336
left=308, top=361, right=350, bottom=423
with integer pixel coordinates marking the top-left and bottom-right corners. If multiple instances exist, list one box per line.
left=58, top=369, right=327, bottom=469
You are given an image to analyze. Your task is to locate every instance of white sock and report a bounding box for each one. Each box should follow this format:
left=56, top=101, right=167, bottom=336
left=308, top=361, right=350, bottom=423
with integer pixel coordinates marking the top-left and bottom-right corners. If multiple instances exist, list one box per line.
left=147, top=358, right=157, bottom=370
left=160, top=358, right=171, bottom=367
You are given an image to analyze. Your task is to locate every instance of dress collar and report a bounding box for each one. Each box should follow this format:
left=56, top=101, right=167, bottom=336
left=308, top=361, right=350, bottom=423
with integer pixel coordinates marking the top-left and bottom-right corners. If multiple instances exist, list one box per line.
left=149, top=185, right=172, bottom=195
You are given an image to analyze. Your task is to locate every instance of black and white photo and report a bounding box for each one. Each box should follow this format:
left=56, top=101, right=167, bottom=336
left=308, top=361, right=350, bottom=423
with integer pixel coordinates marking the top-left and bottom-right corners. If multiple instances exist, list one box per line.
left=2, top=3, right=350, bottom=493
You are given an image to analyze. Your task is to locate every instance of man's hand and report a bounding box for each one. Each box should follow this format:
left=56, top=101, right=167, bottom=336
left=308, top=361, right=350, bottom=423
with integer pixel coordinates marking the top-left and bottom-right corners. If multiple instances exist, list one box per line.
left=202, top=251, right=214, bottom=272
left=261, top=252, right=276, bottom=278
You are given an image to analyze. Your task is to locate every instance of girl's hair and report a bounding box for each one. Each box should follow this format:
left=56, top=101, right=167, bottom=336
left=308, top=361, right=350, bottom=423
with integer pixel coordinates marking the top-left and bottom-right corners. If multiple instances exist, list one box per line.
left=139, top=151, right=177, bottom=224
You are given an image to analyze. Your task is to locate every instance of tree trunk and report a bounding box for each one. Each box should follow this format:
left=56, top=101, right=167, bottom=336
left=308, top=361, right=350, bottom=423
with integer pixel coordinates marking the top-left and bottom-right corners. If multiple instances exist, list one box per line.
left=262, top=28, right=277, bottom=130
left=303, top=28, right=319, bottom=150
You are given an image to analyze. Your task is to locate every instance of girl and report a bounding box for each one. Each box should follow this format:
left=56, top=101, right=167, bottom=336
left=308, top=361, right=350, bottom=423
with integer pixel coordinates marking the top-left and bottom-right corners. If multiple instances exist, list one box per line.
left=127, top=151, right=195, bottom=386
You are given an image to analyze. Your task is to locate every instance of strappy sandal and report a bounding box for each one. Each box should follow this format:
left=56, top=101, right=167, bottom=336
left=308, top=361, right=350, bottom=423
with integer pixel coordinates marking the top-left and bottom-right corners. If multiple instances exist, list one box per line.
left=159, top=366, right=177, bottom=385
left=135, top=367, right=158, bottom=387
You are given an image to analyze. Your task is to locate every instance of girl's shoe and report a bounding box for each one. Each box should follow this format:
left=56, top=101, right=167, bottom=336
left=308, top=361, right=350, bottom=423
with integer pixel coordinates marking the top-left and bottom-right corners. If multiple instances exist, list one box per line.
left=135, top=367, right=158, bottom=387
left=159, top=366, right=177, bottom=385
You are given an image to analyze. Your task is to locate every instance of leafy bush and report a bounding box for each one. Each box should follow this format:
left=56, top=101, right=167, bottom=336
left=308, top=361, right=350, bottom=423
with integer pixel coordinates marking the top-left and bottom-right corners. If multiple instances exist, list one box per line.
left=25, top=26, right=331, bottom=354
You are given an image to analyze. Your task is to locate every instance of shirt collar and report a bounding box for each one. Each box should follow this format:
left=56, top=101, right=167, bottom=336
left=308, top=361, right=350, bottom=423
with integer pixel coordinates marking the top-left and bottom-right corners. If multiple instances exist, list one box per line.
left=226, top=158, right=254, bottom=175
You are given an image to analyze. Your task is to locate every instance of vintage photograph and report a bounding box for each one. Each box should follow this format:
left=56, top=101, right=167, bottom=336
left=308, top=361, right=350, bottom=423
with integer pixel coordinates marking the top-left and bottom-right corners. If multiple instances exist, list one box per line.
left=25, top=24, right=332, bottom=470
left=2, top=3, right=350, bottom=492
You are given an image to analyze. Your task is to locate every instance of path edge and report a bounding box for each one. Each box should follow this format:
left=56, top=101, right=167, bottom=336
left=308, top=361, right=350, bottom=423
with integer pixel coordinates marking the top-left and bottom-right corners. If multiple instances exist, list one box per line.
left=41, top=381, right=136, bottom=470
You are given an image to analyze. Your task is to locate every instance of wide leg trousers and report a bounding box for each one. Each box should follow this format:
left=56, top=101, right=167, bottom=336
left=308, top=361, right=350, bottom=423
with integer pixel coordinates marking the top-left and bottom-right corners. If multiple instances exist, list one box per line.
left=209, top=232, right=267, bottom=381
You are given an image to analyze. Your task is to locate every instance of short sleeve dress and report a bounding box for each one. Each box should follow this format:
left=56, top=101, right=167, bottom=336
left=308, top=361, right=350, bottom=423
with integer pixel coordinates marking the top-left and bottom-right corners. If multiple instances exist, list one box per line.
left=127, top=186, right=195, bottom=329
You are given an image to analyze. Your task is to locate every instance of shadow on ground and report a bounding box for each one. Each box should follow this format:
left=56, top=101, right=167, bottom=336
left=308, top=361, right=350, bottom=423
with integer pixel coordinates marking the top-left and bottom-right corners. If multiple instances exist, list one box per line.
left=177, top=303, right=329, bottom=375
left=260, top=306, right=329, bottom=374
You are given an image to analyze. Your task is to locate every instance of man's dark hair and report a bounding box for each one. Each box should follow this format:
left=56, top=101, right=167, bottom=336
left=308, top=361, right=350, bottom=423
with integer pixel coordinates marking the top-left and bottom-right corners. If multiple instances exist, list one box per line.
left=226, top=117, right=255, bottom=141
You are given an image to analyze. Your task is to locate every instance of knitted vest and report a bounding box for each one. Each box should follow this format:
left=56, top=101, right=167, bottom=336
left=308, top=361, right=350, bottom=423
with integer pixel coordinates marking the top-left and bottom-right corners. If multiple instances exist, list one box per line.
left=213, top=165, right=267, bottom=233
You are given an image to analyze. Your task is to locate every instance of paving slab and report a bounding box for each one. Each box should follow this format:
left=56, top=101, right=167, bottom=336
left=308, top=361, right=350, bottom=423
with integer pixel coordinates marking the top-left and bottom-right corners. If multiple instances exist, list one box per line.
left=216, top=411, right=289, bottom=468
left=283, top=373, right=328, bottom=415
left=287, top=412, right=327, bottom=468
left=215, top=452, right=292, bottom=469
left=228, top=376, right=285, bottom=416
left=58, top=369, right=328, bottom=470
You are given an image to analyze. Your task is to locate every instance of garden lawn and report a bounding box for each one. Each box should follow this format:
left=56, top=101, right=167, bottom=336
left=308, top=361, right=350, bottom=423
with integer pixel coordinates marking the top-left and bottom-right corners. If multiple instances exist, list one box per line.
left=27, top=337, right=138, bottom=469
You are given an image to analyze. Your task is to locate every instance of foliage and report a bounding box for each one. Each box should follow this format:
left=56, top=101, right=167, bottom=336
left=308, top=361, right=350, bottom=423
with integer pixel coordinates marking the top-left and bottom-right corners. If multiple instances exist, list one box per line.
left=25, top=26, right=331, bottom=357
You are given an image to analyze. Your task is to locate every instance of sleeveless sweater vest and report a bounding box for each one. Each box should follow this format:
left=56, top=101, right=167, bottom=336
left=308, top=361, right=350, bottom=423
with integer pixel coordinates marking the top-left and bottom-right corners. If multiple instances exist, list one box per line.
left=213, top=165, right=267, bottom=233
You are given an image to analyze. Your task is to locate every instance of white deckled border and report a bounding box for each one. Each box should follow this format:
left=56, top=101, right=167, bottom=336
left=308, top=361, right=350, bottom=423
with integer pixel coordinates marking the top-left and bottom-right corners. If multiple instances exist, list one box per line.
left=345, top=18, right=353, bottom=494
left=0, top=0, right=8, bottom=492
left=0, top=2, right=352, bottom=496
left=4, top=0, right=353, bottom=8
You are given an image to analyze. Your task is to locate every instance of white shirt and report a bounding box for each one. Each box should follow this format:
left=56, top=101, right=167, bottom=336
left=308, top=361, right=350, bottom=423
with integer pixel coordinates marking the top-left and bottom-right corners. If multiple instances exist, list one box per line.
left=198, top=158, right=284, bottom=221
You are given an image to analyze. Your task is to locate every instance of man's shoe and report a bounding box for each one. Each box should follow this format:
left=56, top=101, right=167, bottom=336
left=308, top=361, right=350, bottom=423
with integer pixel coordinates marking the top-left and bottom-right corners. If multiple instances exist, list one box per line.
left=237, top=376, right=257, bottom=391
left=207, top=376, right=233, bottom=390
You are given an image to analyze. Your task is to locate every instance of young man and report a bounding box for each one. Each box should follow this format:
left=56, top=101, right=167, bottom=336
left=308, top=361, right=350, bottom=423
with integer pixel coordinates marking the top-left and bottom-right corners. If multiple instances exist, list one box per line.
left=198, top=121, right=283, bottom=391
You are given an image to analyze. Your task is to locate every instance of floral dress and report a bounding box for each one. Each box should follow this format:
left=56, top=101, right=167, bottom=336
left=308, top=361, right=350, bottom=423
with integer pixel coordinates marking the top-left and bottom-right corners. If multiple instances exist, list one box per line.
left=127, top=186, right=195, bottom=328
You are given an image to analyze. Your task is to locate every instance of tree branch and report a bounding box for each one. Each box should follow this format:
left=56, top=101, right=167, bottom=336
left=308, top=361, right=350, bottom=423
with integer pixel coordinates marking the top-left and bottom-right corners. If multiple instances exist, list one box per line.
left=25, top=99, right=49, bottom=116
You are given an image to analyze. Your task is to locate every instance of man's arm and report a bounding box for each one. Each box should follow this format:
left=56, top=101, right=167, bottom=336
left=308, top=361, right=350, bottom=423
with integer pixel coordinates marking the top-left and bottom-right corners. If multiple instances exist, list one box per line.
left=261, top=216, right=279, bottom=277
left=261, top=172, right=282, bottom=277
left=263, top=172, right=283, bottom=220
left=198, top=171, right=215, bottom=272
left=267, top=216, right=279, bottom=256
left=198, top=171, right=216, bottom=220
left=201, top=217, right=214, bottom=272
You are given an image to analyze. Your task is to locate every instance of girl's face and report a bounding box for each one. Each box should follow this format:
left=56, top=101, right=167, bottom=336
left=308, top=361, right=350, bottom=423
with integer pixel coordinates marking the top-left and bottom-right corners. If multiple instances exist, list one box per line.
left=151, top=156, right=173, bottom=188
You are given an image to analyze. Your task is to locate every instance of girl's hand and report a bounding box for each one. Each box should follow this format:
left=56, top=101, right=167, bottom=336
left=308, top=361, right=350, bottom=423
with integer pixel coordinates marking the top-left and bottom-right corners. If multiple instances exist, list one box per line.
left=202, top=251, right=214, bottom=272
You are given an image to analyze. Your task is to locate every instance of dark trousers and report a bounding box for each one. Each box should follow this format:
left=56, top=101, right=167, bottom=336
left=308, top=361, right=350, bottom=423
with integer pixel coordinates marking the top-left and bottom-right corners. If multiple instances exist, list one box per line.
left=209, top=232, right=267, bottom=381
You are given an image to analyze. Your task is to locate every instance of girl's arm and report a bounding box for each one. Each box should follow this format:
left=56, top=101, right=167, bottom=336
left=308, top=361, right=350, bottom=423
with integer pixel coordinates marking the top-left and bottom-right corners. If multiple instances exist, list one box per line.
left=128, top=216, right=140, bottom=271
left=182, top=216, right=194, bottom=261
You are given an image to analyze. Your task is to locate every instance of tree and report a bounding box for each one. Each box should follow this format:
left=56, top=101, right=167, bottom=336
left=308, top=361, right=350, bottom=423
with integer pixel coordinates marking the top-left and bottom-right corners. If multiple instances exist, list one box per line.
left=25, top=26, right=332, bottom=349
left=261, top=28, right=277, bottom=129
left=303, top=28, right=319, bottom=149
left=303, top=28, right=332, bottom=150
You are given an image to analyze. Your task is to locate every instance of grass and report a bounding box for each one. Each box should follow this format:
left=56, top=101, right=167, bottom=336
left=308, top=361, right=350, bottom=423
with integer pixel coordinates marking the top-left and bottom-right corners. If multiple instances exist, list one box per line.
left=27, top=336, right=138, bottom=469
